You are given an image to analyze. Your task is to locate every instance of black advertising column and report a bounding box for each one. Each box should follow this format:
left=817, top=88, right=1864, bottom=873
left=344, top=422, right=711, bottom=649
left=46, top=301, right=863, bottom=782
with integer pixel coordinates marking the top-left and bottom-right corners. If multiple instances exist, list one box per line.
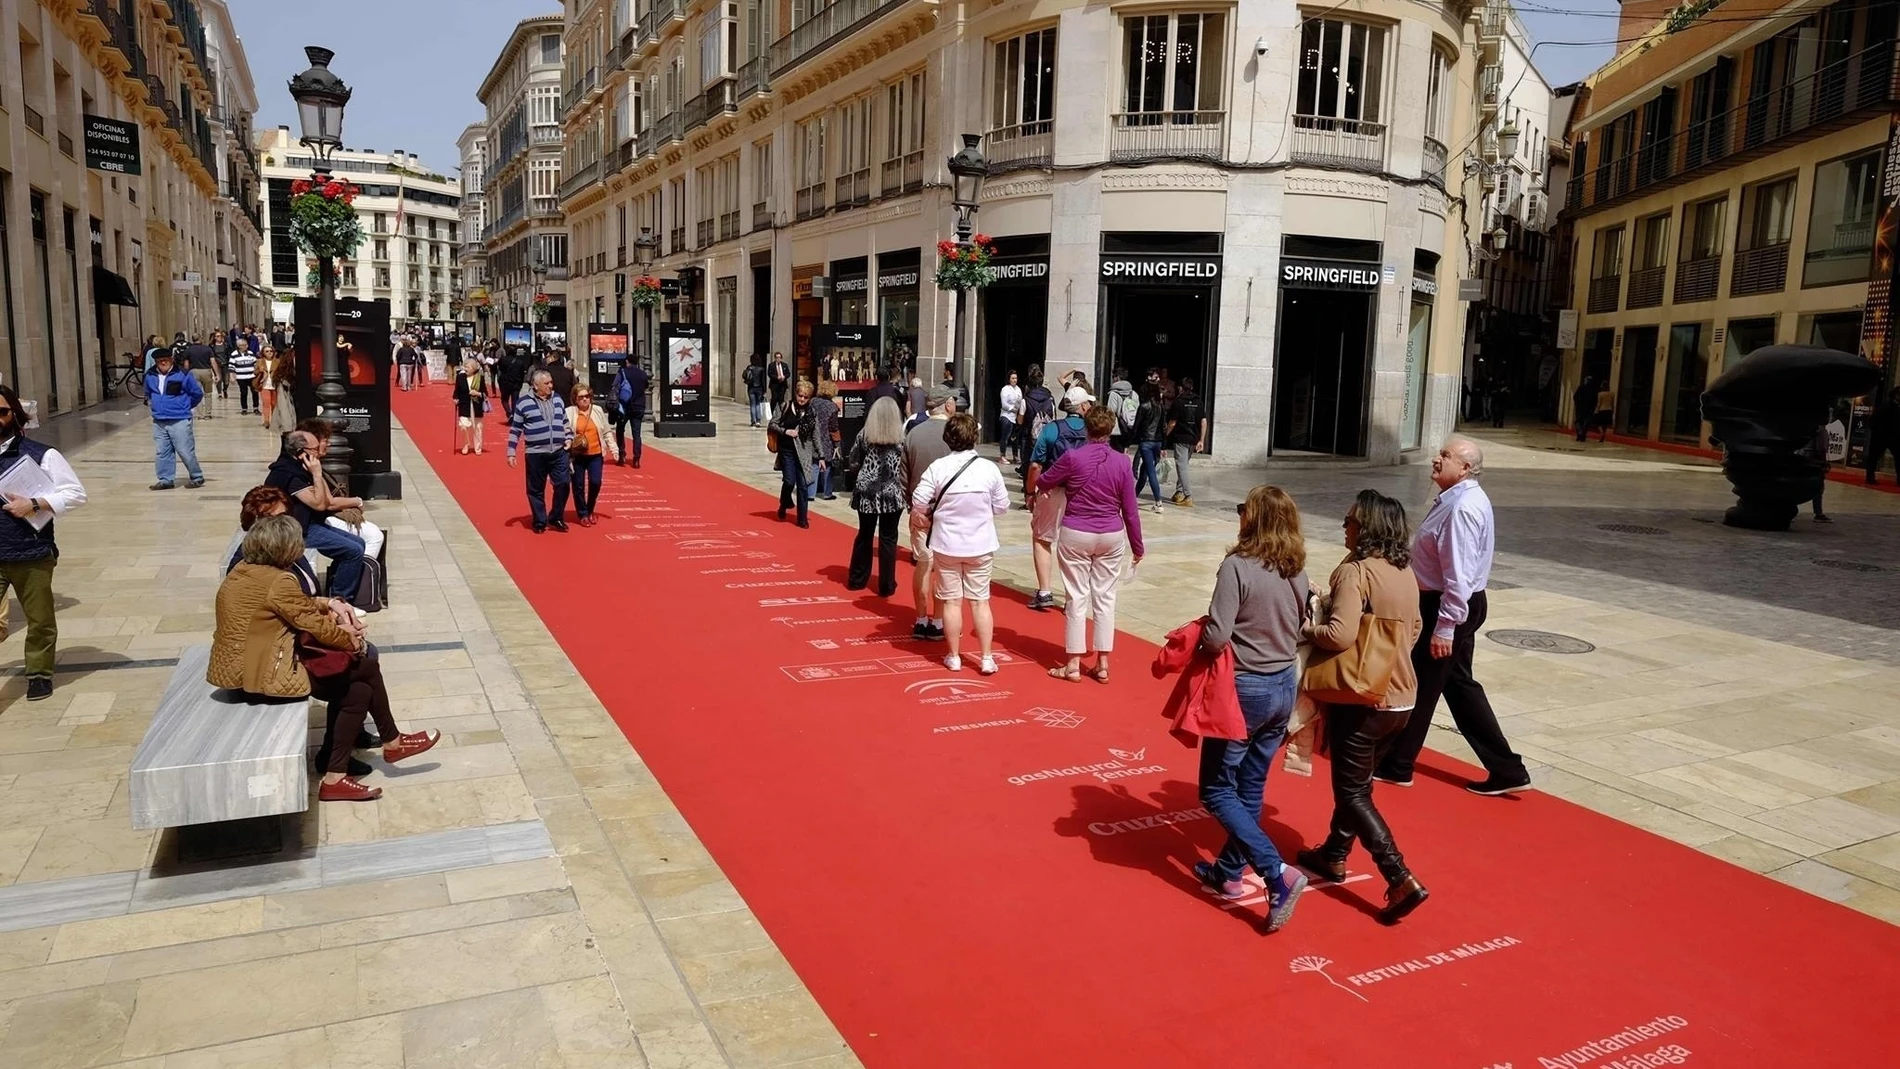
left=587, top=323, right=630, bottom=400
left=292, top=295, right=400, bottom=498
left=656, top=321, right=715, bottom=437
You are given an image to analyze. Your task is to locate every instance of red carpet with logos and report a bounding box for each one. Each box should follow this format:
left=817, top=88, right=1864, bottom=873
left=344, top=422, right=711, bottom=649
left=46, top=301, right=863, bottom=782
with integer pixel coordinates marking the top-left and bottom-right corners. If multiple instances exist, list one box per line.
left=394, top=386, right=1900, bottom=1067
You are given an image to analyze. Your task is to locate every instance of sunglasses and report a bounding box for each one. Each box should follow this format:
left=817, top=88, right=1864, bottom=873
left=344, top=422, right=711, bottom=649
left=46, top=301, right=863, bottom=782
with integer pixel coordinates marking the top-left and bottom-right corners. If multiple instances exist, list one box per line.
left=0, top=407, right=12, bottom=415
left=1234, top=503, right=1245, bottom=516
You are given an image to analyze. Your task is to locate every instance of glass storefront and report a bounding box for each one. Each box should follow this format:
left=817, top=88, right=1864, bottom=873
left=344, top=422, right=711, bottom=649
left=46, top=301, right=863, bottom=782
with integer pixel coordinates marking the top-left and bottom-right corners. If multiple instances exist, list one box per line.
left=877, top=249, right=922, bottom=378
left=1662, top=321, right=1709, bottom=443
left=1404, top=296, right=1432, bottom=450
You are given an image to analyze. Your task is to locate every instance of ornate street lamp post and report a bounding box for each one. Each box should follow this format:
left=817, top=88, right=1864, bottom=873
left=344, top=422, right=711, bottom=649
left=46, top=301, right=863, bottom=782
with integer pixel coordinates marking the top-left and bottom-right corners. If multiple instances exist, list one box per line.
left=634, top=227, right=659, bottom=361
left=946, top=134, right=989, bottom=397
left=287, top=46, right=353, bottom=482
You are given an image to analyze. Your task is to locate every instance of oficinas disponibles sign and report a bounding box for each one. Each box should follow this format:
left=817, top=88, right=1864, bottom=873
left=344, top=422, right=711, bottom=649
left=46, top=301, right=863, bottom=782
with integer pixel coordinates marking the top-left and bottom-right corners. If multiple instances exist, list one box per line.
left=83, top=115, right=141, bottom=175
left=1280, top=258, right=1384, bottom=291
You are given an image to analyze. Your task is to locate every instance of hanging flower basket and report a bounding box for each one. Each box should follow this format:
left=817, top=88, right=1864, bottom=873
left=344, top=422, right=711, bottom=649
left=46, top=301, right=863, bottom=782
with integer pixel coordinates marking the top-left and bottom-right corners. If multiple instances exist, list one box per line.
left=531, top=292, right=552, bottom=322
left=303, top=256, right=351, bottom=292
left=935, top=235, right=999, bottom=291
left=287, top=178, right=364, bottom=261
left=629, top=275, right=664, bottom=309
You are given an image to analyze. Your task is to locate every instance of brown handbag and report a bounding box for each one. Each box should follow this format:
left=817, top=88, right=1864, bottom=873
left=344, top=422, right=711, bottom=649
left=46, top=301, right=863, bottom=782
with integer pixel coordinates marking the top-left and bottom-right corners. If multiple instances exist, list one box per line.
left=1300, top=562, right=1407, bottom=706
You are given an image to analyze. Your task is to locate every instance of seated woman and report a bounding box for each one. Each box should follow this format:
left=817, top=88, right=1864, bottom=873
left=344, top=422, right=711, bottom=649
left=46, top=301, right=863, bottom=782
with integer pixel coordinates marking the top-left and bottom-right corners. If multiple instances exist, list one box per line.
left=210, top=514, right=438, bottom=802
left=231, top=486, right=321, bottom=595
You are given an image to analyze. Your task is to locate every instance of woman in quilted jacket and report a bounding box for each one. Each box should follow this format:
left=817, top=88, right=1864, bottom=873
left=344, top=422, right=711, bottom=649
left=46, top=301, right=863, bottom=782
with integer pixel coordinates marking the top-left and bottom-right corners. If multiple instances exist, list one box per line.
left=1296, top=489, right=1429, bottom=925
left=210, top=515, right=438, bottom=802
left=845, top=397, right=908, bottom=596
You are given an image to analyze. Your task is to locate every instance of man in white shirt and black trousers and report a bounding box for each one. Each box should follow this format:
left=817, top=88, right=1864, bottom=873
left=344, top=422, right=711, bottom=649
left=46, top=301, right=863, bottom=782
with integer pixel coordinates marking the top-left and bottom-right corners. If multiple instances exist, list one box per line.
left=0, top=383, right=88, bottom=701
left=1376, top=436, right=1531, bottom=796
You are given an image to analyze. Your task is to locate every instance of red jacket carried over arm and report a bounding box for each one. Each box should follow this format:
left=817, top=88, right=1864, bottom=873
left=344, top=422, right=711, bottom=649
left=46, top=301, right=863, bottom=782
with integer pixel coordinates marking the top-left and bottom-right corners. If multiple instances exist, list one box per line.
left=1152, top=618, right=1245, bottom=747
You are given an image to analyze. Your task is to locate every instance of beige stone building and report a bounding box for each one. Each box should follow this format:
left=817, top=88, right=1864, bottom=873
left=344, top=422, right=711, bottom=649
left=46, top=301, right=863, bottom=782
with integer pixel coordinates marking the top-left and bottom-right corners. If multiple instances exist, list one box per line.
left=1562, top=0, right=1897, bottom=447
left=477, top=15, right=570, bottom=330
left=0, top=0, right=257, bottom=415
left=554, top=0, right=1495, bottom=463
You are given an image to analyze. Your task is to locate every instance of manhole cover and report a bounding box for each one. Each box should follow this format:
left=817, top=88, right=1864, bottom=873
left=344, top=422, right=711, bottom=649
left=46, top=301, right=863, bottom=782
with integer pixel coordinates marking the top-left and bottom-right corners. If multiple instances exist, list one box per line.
left=1487, top=630, right=1596, bottom=654
left=1598, top=523, right=1670, bottom=535
left=1813, top=559, right=1886, bottom=573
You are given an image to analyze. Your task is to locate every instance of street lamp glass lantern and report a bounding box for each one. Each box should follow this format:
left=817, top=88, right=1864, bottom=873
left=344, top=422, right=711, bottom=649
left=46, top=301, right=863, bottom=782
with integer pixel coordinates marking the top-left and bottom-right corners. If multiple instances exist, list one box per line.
left=946, top=133, right=989, bottom=208
left=287, top=46, right=352, bottom=162
left=1497, top=119, right=1520, bottom=163
left=634, top=227, right=658, bottom=267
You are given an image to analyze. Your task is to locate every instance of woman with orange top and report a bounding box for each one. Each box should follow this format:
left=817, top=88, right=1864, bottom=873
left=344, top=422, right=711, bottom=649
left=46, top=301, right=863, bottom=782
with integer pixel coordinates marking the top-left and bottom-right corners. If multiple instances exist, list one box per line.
left=565, top=384, right=619, bottom=526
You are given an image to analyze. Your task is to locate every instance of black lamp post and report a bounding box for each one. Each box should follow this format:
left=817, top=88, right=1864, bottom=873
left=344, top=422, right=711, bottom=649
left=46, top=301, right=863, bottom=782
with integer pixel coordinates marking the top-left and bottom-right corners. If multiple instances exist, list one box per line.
left=287, top=46, right=353, bottom=482
left=946, top=133, right=989, bottom=397
left=634, top=226, right=658, bottom=361
left=529, top=250, right=548, bottom=347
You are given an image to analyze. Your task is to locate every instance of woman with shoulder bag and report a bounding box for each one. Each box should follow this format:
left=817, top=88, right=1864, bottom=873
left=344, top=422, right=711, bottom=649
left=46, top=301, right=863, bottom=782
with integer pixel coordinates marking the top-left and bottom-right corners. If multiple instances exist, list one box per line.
left=210, top=515, right=438, bottom=802
left=846, top=396, right=908, bottom=596
left=565, top=384, right=618, bottom=526
left=770, top=379, right=819, bottom=527
left=910, top=413, right=1011, bottom=674
left=454, top=355, right=488, bottom=455
left=1296, top=489, right=1429, bottom=924
left=1194, top=485, right=1310, bottom=933
left=812, top=378, right=842, bottom=499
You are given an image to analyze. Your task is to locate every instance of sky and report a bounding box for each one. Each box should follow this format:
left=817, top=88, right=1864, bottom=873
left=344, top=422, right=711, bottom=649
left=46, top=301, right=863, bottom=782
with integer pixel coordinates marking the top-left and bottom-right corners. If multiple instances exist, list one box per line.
left=225, top=0, right=1624, bottom=177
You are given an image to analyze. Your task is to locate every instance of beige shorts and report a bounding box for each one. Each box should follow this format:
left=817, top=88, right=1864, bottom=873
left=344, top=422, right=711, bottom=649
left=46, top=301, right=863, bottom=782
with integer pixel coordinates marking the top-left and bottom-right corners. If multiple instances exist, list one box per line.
left=909, top=529, right=934, bottom=571
left=933, top=553, right=995, bottom=602
left=1031, top=486, right=1066, bottom=543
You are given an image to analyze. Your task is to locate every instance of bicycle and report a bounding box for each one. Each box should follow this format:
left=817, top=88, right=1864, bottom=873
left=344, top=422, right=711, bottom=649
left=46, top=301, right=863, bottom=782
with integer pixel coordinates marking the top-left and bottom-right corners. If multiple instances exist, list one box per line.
left=103, top=362, right=147, bottom=400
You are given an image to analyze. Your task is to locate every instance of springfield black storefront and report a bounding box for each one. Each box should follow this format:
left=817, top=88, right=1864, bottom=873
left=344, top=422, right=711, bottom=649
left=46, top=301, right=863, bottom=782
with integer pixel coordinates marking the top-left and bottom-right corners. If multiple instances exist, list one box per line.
left=1099, top=232, right=1222, bottom=443
left=978, top=235, right=1050, bottom=437
left=1273, top=237, right=1383, bottom=456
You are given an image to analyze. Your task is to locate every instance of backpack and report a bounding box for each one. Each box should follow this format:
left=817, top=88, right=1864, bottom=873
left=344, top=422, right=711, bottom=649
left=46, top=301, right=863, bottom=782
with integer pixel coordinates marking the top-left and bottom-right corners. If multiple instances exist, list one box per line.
left=615, top=368, right=635, bottom=407
left=1025, top=387, right=1057, bottom=444
left=330, top=553, right=387, bottom=613
left=1112, top=386, right=1138, bottom=432
left=1047, top=417, right=1089, bottom=467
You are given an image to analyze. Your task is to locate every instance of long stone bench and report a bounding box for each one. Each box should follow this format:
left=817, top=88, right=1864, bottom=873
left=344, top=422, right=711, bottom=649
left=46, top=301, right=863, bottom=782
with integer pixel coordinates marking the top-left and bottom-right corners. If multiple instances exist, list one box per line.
left=130, top=644, right=310, bottom=830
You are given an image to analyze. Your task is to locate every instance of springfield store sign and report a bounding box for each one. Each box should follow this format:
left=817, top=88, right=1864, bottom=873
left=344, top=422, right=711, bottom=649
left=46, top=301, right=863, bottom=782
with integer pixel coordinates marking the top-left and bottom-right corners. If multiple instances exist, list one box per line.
left=1100, top=255, right=1221, bottom=283
left=1281, top=258, right=1383, bottom=291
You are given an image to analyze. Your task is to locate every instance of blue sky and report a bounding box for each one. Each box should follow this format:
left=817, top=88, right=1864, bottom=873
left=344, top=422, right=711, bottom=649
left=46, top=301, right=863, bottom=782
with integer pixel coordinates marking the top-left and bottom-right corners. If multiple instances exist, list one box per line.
left=228, top=0, right=1622, bottom=176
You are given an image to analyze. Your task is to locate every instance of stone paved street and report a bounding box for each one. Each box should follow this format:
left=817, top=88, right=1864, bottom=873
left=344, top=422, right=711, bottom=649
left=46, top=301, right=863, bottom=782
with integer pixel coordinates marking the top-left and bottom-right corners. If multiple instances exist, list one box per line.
left=0, top=390, right=1896, bottom=1064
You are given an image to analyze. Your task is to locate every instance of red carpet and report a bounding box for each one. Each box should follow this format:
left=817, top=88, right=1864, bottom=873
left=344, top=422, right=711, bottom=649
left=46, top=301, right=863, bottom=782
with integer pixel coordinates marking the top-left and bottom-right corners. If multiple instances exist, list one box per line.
left=396, top=387, right=1900, bottom=1066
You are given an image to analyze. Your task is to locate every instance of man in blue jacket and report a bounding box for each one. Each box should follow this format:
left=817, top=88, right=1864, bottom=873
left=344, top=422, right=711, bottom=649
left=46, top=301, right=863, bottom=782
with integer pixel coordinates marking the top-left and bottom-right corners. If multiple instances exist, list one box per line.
left=146, top=349, right=205, bottom=490
left=611, top=355, right=650, bottom=467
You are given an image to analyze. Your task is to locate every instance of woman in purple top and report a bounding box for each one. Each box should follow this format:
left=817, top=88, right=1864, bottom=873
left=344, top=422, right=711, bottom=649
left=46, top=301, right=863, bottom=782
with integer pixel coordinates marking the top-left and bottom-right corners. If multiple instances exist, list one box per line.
left=1039, top=405, right=1144, bottom=682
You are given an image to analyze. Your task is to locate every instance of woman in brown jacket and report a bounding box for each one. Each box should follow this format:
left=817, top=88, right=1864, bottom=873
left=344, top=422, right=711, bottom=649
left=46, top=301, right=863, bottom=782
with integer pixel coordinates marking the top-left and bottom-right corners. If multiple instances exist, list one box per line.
left=1297, top=489, right=1429, bottom=924
left=211, top=515, right=437, bottom=802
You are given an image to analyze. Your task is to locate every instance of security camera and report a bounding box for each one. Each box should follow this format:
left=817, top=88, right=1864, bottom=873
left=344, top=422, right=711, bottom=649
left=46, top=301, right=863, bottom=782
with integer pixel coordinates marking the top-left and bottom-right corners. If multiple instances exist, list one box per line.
left=1254, top=37, right=1268, bottom=57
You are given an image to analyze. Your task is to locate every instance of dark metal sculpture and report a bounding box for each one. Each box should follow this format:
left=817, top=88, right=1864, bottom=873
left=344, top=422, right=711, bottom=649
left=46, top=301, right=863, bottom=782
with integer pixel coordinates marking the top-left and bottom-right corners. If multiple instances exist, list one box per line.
left=1700, top=344, right=1880, bottom=530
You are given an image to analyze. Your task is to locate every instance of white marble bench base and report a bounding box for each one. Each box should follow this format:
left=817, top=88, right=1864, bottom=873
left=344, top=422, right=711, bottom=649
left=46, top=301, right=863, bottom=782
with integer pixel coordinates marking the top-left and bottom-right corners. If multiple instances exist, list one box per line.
left=129, top=644, right=311, bottom=830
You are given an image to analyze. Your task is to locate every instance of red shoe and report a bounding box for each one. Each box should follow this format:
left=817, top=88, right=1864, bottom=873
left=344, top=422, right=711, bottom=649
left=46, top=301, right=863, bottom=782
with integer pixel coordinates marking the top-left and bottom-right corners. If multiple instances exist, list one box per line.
left=318, top=776, right=383, bottom=802
left=381, top=729, right=441, bottom=764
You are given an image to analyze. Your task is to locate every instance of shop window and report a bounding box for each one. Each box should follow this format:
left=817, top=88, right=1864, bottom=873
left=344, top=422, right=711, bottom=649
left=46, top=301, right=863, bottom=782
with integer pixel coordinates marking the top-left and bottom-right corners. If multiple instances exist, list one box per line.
left=1733, top=174, right=1795, bottom=296
left=1662, top=322, right=1710, bottom=443
left=1675, top=195, right=1726, bottom=302
left=1116, top=12, right=1226, bottom=159
left=1722, top=316, right=1776, bottom=377
left=991, top=28, right=1056, bottom=165
left=1803, top=147, right=1880, bottom=288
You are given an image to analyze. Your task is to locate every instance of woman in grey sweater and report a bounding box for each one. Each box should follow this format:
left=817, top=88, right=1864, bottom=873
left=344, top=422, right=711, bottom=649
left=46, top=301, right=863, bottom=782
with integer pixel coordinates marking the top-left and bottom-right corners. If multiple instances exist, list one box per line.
left=1195, top=484, right=1311, bottom=933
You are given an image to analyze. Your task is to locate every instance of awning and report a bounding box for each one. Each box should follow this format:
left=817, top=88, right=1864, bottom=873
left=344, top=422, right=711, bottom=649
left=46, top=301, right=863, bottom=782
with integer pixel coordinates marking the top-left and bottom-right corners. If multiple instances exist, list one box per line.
left=92, top=265, right=138, bottom=307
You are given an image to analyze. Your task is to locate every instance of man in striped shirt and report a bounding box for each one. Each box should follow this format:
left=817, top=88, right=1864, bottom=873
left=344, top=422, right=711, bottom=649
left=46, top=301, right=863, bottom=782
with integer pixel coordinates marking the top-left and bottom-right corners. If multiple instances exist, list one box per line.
left=226, top=341, right=259, bottom=415
left=507, top=369, right=574, bottom=533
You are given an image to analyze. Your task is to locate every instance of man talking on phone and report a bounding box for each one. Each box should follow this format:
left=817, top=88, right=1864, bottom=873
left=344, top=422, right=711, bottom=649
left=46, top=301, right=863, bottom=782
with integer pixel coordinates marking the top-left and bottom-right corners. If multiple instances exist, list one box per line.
left=0, top=382, right=87, bottom=700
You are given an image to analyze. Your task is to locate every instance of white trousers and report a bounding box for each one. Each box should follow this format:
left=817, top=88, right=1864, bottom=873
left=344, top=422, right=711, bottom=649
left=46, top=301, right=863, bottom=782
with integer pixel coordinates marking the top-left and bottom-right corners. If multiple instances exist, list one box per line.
left=1057, top=528, right=1127, bottom=654
left=326, top=516, right=385, bottom=562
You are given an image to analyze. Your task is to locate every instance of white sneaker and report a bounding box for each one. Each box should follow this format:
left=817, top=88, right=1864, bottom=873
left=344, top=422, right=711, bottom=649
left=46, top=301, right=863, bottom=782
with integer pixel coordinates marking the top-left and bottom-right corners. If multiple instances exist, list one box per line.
left=1150, top=502, right=1163, bottom=514
left=943, top=654, right=962, bottom=672
left=978, top=656, right=998, bottom=675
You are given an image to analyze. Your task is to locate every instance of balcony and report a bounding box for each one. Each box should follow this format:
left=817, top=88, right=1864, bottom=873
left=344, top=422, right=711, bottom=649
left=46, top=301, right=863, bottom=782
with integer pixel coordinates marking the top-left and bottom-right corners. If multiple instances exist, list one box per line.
left=559, top=159, right=602, bottom=202
left=655, top=0, right=681, bottom=23
left=835, top=168, right=872, bottom=208
left=636, top=125, right=658, bottom=159
left=770, top=0, right=911, bottom=77
left=1626, top=265, right=1665, bottom=309
left=1479, top=0, right=1504, bottom=64
left=1290, top=115, right=1385, bottom=171
left=58, top=131, right=75, bottom=159
left=613, top=138, right=637, bottom=174
left=23, top=105, right=44, bottom=138
left=1570, top=40, right=1896, bottom=218
left=697, top=219, right=714, bottom=248
left=737, top=56, right=769, bottom=101
left=531, top=125, right=564, bottom=146
left=987, top=122, right=1052, bottom=169
left=753, top=201, right=772, bottom=231
left=1586, top=275, right=1621, bottom=314
left=530, top=195, right=562, bottom=219
left=1480, top=65, right=1502, bottom=115
left=657, top=111, right=683, bottom=145
left=795, top=182, right=826, bottom=220
left=1730, top=243, right=1789, bottom=297
left=878, top=151, right=923, bottom=194
left=1422, top=136, right=1449, bottom=187
left=685, top=79, right=737, bottom=132
left=1111, top=111, right=1226, bottom=162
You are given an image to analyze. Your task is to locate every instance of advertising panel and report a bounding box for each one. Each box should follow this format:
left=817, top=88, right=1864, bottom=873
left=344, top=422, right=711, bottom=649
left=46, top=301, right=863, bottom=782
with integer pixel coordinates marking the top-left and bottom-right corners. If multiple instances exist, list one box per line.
left=291, top=296, right=400, bottom=498
left=656, top=322, right=715, bottom=437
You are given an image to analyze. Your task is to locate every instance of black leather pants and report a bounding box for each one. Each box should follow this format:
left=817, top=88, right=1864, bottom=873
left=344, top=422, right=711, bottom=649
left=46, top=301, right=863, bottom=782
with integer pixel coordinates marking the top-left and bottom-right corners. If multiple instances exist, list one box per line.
left=1316, top=705, right=1413, bottom=884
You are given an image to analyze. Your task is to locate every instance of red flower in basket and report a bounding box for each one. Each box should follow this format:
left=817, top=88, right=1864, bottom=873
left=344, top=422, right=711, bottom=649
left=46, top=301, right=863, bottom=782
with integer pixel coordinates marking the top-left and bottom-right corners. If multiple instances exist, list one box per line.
left=291, top=179, right=310, bottom=196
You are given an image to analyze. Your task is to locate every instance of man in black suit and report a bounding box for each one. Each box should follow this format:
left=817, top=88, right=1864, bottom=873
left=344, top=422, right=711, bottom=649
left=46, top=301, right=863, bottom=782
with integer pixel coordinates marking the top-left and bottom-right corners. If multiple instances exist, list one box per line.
left=768, top=352, right=791, bottom=409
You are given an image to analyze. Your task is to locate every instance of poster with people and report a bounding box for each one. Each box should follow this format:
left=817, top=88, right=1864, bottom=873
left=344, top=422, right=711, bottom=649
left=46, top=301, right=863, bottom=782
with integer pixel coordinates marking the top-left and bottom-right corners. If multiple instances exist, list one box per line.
left=658, top=322, right=712, bottom=433
left=587, top=323, right=630, bottom=400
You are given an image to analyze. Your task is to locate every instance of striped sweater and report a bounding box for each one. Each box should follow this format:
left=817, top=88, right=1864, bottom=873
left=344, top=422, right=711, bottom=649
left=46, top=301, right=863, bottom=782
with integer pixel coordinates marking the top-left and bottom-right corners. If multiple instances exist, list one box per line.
left=227, top=350, right=258, bottom=381
left=507, top=393, right=572, bottom=458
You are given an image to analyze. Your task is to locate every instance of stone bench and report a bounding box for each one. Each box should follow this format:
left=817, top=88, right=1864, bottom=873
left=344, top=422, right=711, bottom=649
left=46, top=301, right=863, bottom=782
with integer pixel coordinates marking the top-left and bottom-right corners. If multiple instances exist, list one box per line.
left=129, top=644, right=310, bottom=830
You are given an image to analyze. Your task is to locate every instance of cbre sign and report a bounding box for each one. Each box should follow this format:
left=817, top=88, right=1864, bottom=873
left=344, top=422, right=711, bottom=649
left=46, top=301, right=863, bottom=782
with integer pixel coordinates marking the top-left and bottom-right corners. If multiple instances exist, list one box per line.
left=83, top=115, right=141, bottom=175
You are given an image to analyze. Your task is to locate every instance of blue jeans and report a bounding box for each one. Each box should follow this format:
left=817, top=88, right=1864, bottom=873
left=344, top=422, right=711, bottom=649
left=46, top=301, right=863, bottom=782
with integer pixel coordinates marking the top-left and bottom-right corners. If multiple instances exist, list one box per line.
left=152, top=419, right=203, bottom=484
left=816, top=461, right=833, bottom=497
left=571, top=452, right=604, bottom=518
left=302, top=520, right=365, bottom=599
left=1199, top=665, right=1298, bottom=884
left=778, top=463, right=813, bottom=523
left=1135, top=442, right=1164, bottom=504
left=748, top=389, right=766, bottom=425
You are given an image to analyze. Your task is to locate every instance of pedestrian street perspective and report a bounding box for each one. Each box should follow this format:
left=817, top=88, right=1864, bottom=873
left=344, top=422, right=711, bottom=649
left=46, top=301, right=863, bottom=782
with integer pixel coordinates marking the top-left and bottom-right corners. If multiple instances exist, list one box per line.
left=5, top=0, right=1900, bottom=1065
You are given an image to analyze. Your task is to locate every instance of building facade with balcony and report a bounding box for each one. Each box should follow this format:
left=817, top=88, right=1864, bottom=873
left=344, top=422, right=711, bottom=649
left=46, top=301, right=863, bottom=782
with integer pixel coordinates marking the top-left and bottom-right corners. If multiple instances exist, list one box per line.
left=255, top=128, right=463, bottom=326
left=555, top=0, right=1491, bottom=464
left=457, top=121, right=490, bottom=328
left=478, top=15, right=568, bottom=329
left=201, top=0, right=263, bottom=331
left=0, top=0, right=237, bottom=416
left=1561, top=0, right=1896, bottom=446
